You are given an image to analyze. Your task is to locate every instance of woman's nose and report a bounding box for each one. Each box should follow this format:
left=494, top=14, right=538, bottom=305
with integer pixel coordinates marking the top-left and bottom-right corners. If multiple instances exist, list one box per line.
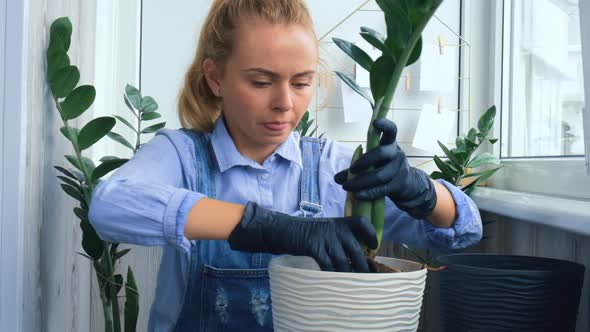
left=271, top=83, right=293, bottom=112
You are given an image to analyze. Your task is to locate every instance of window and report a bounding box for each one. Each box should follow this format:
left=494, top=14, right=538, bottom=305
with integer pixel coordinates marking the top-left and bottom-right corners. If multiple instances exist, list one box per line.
left=501, top=0, right=585, bottom=158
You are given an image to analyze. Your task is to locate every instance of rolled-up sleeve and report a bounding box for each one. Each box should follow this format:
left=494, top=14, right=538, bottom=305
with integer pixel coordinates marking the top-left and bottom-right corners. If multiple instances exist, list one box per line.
left=383, top=179, right=482, bottom=251
left=89, top=132, right=205, bottom=253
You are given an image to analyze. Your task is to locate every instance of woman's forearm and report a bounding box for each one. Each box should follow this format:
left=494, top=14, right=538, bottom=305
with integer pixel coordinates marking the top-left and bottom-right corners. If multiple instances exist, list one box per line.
left=183, top=198, right=245, bottom=240
left=426, top=180, right=456, bottom=228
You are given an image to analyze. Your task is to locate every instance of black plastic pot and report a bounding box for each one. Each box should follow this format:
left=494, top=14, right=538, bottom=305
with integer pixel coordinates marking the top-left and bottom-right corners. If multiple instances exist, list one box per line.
left=436, top=253, right=585, bottom=332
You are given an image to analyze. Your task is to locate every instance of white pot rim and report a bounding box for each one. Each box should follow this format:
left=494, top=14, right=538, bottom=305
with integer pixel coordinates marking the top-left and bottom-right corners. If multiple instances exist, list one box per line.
left=270, top=255, right=427, bottom=280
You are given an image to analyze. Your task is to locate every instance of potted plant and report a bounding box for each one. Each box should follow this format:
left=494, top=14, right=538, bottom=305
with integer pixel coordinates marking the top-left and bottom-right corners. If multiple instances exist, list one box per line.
left=46, top=17, right=165, bottom=332
left=269, top=1, right=443, bottom=331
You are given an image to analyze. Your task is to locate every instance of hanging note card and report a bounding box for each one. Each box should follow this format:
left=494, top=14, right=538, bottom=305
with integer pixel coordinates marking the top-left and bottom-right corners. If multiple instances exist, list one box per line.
left=412, top=104, right=454, bottom=154
left=339, top=78, right=373, bottom=123
left=419, top=44, right=455, bottom=92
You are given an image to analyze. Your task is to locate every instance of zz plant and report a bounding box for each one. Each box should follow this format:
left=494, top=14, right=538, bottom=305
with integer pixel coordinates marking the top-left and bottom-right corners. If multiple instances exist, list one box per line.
left=431, top=105, right=502, bottom=195
left=333, top=0, right=444, bottom=259
left=47, top=17, right=165, bottom=332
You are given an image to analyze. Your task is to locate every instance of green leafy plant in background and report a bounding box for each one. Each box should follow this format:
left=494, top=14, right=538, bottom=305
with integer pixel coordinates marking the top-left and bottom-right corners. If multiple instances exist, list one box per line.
left=333, top=0, right=444, bottom=261
left=47, top=17, right=165, bottom=332
left=431, top=105, right=502, bottom=196
left=295, top=110, right=326, bottom=138
left=295, top=111, right=318, bottom=137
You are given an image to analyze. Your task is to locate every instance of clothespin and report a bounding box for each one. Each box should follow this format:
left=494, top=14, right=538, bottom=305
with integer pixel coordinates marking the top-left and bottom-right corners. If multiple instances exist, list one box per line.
left=405, top=72, right=411, bottom=91
left=438, top=34, right=446, bottom=55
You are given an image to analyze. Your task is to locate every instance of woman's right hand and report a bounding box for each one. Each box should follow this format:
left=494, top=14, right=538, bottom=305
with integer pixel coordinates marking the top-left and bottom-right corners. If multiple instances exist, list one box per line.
left=227, top=201, right=378, bottom=273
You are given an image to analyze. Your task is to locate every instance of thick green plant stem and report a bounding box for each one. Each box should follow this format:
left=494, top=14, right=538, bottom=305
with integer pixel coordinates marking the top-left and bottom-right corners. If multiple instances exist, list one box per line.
left=56, top=97, right=121, bottom=331
left=95, top=261, right=114, bottom=332
left=348, top=2, right=443, bottom=251
left=105, top=247, right=121, bottom=332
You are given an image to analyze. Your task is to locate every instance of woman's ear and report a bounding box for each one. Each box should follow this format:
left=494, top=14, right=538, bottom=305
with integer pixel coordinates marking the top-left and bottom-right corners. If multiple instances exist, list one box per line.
left=202, top=58, right=222, bottom=96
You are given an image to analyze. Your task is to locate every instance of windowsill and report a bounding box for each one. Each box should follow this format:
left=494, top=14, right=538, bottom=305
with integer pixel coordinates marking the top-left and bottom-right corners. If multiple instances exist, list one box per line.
left=471, top=187, right=590, bottom=236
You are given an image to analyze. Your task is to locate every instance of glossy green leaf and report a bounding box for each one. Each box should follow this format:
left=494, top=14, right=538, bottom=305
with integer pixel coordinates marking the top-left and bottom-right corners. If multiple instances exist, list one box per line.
left=107, top=132, right=135, bottom=151
left=430, top=171, right=446, bottom=180
left=360, top=27, right=388, bottom=54
left=455, top=137, right=466, bottom=152
left=334, top=71, right=374, bottom=107
left=489, top=138, right=499, bottom=144
left=46, top=48, right=70, bottom=81
left=61, top=85, right=96, bottom=120
left=462, top=166, right=502, bottom=195
left=73, top=207, right=88, bottom=222
left=57, top=175, right=80, bottom=189
left=370, top=55, right=396, bottom=101
left=60, top=127, right=79, bottom=146
left=114, top=115, right=137, bottom=133
left=333, top=38, right=374, bottom=72
left=467, top=152, right=500, bottom=168
left=433, top=155, right=458, bottom=176
left=141, top=112, right=162, bottom=121
left=50, top=66, right=80, bottom=98
left=125, top=84, right=142, bottom=110
left=141, top=122, right=166, bottom=134
left=379, top=0, right=411, bottom=59
left=140, top=96, right=158, bottom=113
left=464, top=137, right=478, bottom=150
left=114, top=274, right=124, bottom=296
left=55, top=166, right=84, bottom=182
left=113, top=248, right=131, bottom=262
left=92, top=158, right=129, bottom=183
left=49, top=17, right=72, bottom=51
left=124, top=267, right=139, bottom=332
left=65, top=155, right=95, bottom=174
left=437, top=141, right=463, bottom=169
left=124, top=94, right=137, bottom=116
left=406, top=37, right=422, bottom=66
left=467, top=128, right=477, bottom=143
left=78, top=117, right=116, bottom=150
left=99, top=156, right=120, bottom=162
left=478, top=105, right=496, bottom=133
left=80, top=219, right=104, bottom=260
left=61, top=183, right=84, bottom=202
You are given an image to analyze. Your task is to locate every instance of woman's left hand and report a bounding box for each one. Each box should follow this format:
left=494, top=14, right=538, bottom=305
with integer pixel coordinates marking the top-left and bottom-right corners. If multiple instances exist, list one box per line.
left=334, top=118, right=437, bottom=219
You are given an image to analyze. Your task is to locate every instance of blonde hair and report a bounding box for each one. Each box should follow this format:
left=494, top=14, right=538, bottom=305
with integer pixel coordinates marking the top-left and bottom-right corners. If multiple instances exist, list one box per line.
left=178, top=0, right=318, bottom=132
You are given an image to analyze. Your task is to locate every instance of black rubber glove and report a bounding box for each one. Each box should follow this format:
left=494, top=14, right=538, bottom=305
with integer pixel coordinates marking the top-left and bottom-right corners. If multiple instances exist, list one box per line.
left=334, top=118, right=437, bottom=219
left=228, top=201, right=378, bottom=273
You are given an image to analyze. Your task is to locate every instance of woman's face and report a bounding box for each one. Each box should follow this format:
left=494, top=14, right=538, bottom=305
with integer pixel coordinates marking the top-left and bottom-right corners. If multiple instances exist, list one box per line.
left=205, top=18, right=318, bottom=158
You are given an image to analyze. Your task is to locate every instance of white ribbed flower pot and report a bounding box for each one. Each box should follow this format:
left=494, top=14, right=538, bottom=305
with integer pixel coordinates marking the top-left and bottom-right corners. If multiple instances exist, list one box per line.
left=269, top=255, right=427, bottom=332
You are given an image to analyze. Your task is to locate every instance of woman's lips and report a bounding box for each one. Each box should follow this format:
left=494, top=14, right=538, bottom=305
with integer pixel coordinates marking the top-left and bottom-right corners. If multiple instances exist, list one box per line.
left=263, top=122, right=290, bottom=132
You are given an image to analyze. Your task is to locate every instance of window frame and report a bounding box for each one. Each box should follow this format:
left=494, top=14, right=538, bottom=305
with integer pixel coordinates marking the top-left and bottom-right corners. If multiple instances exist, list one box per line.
left=580, top=0, right=590, bottom=175
left=0, top=0, right=27, bottom=330
left=484, top=0, right=590, bottom=200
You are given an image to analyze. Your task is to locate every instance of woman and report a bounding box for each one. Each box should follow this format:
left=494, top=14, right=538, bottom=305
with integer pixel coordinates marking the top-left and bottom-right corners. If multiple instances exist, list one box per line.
left=89, top=0, right=482, bottom=330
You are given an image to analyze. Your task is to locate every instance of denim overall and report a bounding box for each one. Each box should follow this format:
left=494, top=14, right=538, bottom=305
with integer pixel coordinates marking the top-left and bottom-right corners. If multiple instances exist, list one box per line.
left=172, top=131, right=325, bottom=332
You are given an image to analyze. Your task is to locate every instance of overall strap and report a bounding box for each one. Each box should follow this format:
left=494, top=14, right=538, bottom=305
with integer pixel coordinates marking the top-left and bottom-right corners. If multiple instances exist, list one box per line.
left=182, top=129, right=216, bottom=198
left=172, top=129, right=216, bottom=332
left=298, top=136, right=326, bottom=217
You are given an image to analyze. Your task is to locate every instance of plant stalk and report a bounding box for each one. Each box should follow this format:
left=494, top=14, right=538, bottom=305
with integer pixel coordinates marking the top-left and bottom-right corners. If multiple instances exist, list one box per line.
left=347, top=2, right=443, bottom=252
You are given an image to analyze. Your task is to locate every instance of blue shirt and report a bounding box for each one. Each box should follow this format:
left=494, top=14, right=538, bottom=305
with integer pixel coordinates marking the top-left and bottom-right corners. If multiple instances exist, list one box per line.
left=89, top=117, right=482, bottom=331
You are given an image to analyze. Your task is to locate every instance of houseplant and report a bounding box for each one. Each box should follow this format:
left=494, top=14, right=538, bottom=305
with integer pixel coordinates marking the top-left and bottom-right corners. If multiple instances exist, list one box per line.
left=430, top=105, right=502, bottom=195
left=46, top=17, right=165, bottom=332
left=269, top=1, right=443, bottom=331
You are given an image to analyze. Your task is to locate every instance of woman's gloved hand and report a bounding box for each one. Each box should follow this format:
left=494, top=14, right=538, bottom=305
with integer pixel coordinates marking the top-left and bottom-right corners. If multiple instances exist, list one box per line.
left=334, top=118, right=437, bottom=219
left=228, top=201, right=378, bottom=273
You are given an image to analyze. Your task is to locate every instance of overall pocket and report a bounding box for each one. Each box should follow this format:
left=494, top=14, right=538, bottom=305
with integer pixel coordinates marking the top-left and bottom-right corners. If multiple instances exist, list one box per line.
left=201, top=265, right=273, bottom=332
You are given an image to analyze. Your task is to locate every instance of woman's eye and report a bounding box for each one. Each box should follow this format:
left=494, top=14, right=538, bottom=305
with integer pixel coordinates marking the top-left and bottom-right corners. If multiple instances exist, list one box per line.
left=294, top=83, right=311, bottom=89
left=253, top=81, right=271, bottom=88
